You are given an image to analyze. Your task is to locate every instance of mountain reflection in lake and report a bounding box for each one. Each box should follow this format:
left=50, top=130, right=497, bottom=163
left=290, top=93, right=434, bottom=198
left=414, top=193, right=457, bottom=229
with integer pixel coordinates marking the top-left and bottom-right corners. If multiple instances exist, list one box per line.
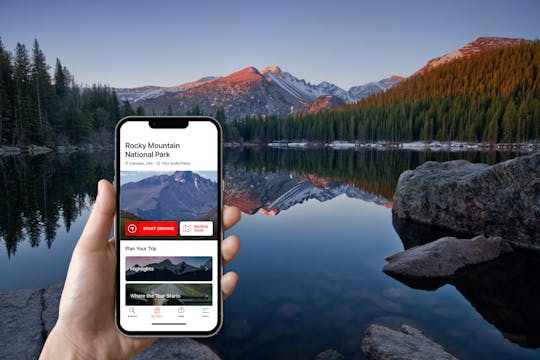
left=1, top=148, right=538, bottom=359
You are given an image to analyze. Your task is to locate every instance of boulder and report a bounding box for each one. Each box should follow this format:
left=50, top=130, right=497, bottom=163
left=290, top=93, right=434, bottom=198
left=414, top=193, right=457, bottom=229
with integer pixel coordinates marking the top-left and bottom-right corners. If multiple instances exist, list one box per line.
left=362, top=324, right=458, bottom=360
left=392, top=152, right=540, bottom=249
left=134, top=338, right=220, bottom=360
left=383, top=239, right=540, bottom=348
left=42, top=283, right=63, bottom=333
left=383, top=235, right=512, bottom=289
left=0, top=288, right=45, bottom=359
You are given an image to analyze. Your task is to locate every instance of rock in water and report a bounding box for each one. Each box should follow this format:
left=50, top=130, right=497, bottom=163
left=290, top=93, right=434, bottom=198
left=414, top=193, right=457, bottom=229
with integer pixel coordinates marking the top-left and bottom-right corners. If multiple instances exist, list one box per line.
left=383, top=235, right=513, bottom=289
left=392, top=152, right=540, bottom=249
left=314, top=349, right=345, bottom=360
left=134, top=338, right=221, bottom=360
left=362, top=324, right=458, bottom=360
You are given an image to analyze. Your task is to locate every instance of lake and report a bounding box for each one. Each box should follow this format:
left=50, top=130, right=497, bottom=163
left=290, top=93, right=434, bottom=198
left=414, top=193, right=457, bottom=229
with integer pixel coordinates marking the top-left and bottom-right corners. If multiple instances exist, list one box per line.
left=1, top=148, right=539, bottom=359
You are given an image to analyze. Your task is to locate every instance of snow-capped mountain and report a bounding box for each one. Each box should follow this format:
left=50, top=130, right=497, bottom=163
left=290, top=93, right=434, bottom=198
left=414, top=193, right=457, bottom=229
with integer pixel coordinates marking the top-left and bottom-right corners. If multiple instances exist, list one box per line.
left=260, top=66, right=351, bottom=102
left=115, top=66, right=403, bottom=118
left=120, top=170, right=217, bottom=221
left=416, top=36, right=526, bottom=74
left=113, top=36, right=527, bottom=119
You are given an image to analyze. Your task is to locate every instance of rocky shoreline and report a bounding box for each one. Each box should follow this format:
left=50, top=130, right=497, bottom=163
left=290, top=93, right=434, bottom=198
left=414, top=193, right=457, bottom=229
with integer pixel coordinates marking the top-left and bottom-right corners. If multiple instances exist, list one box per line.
left=225, top=140, right=540, bottom=152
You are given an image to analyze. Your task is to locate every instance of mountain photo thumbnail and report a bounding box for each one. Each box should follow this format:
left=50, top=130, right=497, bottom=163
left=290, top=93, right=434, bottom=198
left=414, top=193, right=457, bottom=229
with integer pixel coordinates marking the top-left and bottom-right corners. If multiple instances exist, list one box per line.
left=126, top=256, right=212, bottom=281
left=120, top=170, right=218, bottom=222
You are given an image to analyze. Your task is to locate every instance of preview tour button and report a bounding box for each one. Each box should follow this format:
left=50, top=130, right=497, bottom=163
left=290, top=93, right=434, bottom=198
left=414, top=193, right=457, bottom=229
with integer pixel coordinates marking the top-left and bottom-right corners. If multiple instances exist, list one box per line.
left=180, top=221, right=213, bottom=236
left=125, top=221, right=178, bottom=236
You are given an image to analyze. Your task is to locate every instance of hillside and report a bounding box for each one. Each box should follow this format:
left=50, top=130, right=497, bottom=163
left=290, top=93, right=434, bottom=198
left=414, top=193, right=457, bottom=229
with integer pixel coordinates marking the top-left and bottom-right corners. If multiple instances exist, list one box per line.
left=352, top=41, right=540, bottom=143
left=227, top=40, right=540, bottom=144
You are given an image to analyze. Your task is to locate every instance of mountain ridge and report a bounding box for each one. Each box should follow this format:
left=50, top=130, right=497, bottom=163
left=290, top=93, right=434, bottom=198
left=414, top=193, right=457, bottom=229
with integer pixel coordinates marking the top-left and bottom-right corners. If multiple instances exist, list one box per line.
left=115, top=65, right=403, bottom=118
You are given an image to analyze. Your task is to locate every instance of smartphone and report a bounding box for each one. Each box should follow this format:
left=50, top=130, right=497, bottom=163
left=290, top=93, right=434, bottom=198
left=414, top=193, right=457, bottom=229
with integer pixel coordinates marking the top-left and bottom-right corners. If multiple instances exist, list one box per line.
left=115, top=116, right=222, bottom=336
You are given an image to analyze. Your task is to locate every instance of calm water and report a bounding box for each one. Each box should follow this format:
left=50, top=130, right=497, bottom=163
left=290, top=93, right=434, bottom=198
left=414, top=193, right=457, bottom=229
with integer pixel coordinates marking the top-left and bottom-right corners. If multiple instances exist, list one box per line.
left=1, top=148, right=539, bottom=359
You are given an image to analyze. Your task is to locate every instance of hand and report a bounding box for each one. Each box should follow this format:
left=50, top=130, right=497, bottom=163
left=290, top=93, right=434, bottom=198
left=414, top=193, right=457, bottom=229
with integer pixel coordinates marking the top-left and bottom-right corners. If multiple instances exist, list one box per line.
left=40, top=180, right=241, bottom=359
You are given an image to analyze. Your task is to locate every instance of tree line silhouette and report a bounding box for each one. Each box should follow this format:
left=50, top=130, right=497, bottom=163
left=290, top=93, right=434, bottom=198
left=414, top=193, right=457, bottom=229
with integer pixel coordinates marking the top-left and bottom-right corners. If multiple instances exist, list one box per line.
left=0, top=38, right=142, bottom=147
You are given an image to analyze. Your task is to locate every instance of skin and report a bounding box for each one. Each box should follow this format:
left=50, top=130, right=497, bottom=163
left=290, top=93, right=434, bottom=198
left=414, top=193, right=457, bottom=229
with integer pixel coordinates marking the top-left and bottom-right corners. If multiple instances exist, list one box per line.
left=40, top=180, right=241, bottom=359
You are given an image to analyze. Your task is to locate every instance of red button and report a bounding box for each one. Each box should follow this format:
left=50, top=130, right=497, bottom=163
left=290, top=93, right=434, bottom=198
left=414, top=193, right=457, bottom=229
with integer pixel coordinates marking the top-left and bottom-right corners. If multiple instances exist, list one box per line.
left=124, top=221, right=178, bottom=236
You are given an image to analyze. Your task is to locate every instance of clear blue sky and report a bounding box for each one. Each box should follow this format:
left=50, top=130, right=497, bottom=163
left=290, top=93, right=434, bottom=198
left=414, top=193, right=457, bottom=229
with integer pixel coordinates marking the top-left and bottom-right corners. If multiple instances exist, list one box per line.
left=1, top=0, right=538, bottom=89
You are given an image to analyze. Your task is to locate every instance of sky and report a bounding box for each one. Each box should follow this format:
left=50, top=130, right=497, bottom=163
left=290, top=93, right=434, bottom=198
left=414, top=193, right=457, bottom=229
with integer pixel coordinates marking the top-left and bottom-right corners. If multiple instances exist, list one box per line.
left=1, top=0, right=539, bottom=89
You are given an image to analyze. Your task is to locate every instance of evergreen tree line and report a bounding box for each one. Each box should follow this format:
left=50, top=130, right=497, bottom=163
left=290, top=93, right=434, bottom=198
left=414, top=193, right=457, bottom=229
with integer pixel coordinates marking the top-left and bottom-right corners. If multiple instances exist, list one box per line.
left=224, top=42, right=540, bottom=144
left=0, top=38, right=142, bottom=147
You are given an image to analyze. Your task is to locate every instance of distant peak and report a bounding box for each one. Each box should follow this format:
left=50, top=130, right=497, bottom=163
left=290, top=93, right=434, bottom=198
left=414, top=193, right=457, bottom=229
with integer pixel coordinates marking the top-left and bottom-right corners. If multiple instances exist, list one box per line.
left=472, top=36, right=525, bottom=43
left=261, top=66, right=282, bottom=76
left=239, top=66, right=261, bottom=74
left=197, top=76, right=219, bottom=82
left=224, top=66, right=263, bottom=82
left=389, top=75, right=406, bottom=81
left=416, top=36, right=527, bottom=74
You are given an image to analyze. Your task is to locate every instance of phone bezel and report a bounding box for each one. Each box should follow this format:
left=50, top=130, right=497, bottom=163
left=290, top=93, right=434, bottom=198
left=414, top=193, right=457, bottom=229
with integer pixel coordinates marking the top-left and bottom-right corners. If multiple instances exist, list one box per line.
left=114, top=116, right=223, bottom=337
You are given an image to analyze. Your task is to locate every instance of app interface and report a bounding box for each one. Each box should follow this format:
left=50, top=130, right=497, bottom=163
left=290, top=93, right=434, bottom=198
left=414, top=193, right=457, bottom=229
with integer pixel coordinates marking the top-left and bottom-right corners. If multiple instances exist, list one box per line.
left=118, top=120, right=219, bottom=333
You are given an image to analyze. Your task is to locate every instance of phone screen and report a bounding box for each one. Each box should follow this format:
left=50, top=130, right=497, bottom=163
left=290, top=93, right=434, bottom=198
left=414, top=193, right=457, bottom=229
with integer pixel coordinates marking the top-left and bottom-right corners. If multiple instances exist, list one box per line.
left=115, top=117, right=221, bottom=336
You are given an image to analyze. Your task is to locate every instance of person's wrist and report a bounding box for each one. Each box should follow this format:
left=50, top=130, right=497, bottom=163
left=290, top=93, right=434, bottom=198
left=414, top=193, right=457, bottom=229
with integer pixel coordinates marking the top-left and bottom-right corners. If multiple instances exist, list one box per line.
left=40, top=322, right=122, bottom=360
left=40, top=325, right=91, bottom=360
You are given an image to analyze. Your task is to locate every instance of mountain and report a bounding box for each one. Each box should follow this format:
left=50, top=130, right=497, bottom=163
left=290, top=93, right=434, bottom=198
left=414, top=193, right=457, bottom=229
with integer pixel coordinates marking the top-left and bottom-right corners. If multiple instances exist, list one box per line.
left=227, top=40, right=539, bottom=144
left=120, top=171, right=217, bottom=221
left=348, top=76, right=405, bottom=100
left=126, top=258, right=212, bottom=281
left=416, top=36, right=526, bottom=74
left=115, top=66, right=403, bottom=119
left=115, top=76, right=219, bottom=104
left=260, top=66, right=350, bottom=102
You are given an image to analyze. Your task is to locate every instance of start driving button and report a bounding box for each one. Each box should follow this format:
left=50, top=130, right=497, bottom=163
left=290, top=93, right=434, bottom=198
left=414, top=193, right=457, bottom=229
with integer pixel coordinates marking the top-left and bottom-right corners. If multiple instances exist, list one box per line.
left=124, top=221, right=178, bottom=236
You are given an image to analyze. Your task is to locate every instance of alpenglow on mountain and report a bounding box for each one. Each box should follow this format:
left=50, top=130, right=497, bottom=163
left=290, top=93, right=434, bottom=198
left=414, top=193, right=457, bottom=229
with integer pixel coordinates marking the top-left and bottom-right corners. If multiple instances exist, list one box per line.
left=416, top=36, right=526, bottom=74
left=115, top=66, right=404, bottom=119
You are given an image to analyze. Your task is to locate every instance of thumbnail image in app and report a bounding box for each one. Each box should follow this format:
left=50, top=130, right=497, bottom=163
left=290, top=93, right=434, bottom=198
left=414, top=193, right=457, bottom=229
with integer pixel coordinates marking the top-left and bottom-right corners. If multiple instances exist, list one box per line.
left=126, top=256, right=212, bottom=281
left=120, top=170, right=218, bottom=238
left=126, top=283, right=212, bottom=306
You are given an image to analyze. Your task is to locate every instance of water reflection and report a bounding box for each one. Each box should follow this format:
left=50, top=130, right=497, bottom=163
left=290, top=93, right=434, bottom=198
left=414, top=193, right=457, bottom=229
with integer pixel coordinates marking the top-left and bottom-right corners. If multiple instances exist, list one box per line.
left=0, top=152, right=113, bottom=257
left=224, top=147, right=522, bottom=211
left=1, top=147, right=537, bottom=358
left=224, top=167, right=391, bottom=215
left=0, top=148, right=522, bottom=257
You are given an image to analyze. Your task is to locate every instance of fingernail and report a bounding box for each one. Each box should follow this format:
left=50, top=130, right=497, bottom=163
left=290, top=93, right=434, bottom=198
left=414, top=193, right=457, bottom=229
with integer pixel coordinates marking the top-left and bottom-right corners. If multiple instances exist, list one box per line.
left=97, top=180, right=103, bottom=197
